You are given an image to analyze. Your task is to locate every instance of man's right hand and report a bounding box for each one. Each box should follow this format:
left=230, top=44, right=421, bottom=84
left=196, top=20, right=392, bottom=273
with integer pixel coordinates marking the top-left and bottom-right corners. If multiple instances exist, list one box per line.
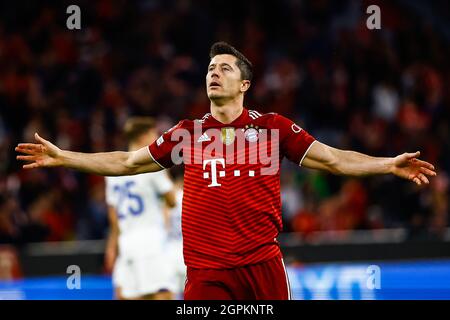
left=16, top=133, right=63, bottom=169
left=16, top=132, right=162, bottom=175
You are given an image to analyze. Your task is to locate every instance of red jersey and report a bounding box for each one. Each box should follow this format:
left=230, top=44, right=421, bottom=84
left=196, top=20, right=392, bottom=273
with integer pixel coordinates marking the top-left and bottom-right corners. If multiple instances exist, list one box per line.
left=148, top=108, right=316, bottom=269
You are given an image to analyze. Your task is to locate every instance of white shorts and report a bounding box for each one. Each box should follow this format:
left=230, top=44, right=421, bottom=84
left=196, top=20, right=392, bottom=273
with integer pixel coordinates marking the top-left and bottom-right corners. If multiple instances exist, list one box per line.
left=113, top=253, right=175, bottom=298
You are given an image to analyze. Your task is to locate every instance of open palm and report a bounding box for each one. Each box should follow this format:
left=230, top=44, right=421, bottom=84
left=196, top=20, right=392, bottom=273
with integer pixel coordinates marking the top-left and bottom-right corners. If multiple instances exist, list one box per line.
left=15, top=133, right=62, bottom=169
left=392, top=151, right=436, bottom=185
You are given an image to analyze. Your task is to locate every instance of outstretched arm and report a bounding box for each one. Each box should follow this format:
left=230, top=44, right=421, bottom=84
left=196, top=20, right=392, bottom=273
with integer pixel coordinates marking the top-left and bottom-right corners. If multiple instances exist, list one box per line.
left=15, top=133, right=163, bottom=176
left=301, top=141, right=436, bottom=185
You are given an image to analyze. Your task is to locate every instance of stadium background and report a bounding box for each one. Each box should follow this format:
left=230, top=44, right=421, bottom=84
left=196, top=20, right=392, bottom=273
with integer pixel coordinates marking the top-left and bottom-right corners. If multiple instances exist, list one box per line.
left=0, top=0, right=449, bottom=299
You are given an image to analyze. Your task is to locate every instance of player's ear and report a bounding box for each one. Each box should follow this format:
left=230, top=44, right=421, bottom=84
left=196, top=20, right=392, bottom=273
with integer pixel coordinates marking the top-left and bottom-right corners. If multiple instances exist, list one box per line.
left=240, top=80, right=251, bottom=93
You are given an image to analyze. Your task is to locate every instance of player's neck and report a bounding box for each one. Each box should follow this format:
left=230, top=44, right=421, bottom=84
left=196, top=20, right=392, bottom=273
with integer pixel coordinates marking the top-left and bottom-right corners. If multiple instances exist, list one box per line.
left=210, top=100, right=244, bottom=124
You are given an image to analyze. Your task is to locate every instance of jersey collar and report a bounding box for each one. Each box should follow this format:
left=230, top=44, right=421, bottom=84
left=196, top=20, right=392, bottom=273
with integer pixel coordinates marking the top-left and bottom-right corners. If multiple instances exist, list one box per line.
left=206, top=108, right=249, bottom=126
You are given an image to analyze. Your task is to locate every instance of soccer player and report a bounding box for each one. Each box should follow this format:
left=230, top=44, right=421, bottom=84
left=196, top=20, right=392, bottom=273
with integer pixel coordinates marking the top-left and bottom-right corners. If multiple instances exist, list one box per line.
left=104, top=117, right=177, bottom=300
left=16, top=42, right=436, bottom=300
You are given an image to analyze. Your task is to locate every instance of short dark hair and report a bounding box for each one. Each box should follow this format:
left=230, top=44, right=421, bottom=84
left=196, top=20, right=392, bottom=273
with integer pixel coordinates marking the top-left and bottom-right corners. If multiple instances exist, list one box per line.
left=209, top=42, right=253, bottom=81
left=123, top=117, right=156, bottom=142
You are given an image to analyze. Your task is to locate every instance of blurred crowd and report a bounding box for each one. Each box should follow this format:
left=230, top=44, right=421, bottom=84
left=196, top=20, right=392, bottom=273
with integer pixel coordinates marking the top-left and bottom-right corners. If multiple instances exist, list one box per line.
left=0, top=0, right=449, bottom=246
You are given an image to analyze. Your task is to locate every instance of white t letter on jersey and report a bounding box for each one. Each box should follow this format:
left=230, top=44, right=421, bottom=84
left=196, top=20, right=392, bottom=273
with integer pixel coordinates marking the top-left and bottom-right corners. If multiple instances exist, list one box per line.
left=203, top=158, right=225, bottom=187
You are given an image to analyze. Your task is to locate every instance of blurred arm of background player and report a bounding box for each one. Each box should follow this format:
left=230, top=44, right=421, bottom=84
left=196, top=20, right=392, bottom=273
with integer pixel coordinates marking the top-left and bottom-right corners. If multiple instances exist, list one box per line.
left=105, top=205, right=120, bottom=273
left=302, top=141, right=437, bottom=186
left=161, top=178, right=177, bottom=232
left=15, top=132, right=162, bottom=176
left=162, top=187, right=177, bottom=233
left=163, top=184, right=177, bottom=209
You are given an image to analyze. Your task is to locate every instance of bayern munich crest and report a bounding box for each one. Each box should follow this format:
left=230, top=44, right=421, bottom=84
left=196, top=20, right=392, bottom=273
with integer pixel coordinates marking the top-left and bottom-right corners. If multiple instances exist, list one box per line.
left=243, top=124, right=261, bottom=142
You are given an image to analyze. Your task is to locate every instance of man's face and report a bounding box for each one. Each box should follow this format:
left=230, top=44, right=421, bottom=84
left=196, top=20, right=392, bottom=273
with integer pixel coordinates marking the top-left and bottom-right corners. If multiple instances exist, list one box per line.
left=206, top=54, right=247, bottom=102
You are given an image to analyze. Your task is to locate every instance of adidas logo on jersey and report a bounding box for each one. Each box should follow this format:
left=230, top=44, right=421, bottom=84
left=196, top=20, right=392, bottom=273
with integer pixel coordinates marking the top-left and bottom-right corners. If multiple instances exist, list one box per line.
left=197, top=132, right=211, bottom=142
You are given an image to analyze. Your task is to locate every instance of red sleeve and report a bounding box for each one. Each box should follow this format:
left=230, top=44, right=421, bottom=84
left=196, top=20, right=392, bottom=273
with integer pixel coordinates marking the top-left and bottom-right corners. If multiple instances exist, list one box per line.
left=148, top=120, right=186, bottom=169
left=274, top=114, right=316, bottom=165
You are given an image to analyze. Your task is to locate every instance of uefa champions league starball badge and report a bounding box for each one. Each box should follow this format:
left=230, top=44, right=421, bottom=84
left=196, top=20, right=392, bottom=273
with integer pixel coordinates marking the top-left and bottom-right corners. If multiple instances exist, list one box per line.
left=243, top=124, right=261, bottom=142
left=221, top=127, right=236, bottom=145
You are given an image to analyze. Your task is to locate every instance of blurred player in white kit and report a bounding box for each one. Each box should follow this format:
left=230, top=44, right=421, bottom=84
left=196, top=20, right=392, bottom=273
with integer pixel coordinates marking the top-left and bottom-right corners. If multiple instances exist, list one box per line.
left=104, top=117, right=177, bottom=300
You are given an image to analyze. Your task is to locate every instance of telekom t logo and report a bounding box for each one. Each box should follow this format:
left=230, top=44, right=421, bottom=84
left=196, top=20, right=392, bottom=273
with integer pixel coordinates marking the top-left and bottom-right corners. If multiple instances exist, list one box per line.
left=203, top=158, right=225, bottom=187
